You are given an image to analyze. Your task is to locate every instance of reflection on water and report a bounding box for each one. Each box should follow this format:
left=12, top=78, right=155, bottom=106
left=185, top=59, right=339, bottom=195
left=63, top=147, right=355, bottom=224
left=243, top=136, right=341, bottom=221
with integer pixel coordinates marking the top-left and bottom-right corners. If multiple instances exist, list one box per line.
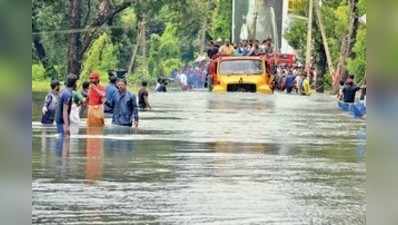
left=32, top=92, right=366, bottom=225
left=85, top=127, right=104, bottom=182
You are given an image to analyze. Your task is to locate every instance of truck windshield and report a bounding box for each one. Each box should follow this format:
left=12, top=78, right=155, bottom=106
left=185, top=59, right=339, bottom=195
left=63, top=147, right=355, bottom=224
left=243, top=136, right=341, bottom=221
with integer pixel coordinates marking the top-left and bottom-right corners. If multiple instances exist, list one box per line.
left=219, top=60, right=264, bottom=75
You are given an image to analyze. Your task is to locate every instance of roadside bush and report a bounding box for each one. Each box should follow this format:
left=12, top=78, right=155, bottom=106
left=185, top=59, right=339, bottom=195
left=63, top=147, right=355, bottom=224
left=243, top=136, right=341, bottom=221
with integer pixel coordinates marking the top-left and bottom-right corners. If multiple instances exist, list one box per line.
left=81, top=32, right=119, bottom=82
left=32, top=64, right=46, bottom=81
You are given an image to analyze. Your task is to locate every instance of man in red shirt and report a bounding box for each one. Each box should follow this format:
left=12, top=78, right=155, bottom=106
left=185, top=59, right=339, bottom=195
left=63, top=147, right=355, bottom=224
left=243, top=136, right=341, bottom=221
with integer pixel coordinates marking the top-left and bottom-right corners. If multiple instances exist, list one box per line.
left=87, top=71, right=106, bottom=127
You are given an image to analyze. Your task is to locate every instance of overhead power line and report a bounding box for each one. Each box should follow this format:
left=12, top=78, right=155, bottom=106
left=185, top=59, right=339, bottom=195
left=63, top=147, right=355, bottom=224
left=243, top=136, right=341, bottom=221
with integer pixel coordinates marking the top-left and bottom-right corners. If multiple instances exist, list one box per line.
left=32, top=24, right=131, bottom=36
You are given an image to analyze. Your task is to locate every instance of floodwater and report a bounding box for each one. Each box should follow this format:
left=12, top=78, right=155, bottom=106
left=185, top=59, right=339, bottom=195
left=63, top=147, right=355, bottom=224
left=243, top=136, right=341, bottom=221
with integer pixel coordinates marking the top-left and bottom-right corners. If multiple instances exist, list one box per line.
left=32, top=91, right=366, bottom=225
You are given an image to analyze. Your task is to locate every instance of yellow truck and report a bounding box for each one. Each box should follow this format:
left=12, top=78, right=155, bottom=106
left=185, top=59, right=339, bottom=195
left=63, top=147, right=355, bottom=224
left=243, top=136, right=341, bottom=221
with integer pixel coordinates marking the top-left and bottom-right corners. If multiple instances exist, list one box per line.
left=208, top=56, right=273, bottom=94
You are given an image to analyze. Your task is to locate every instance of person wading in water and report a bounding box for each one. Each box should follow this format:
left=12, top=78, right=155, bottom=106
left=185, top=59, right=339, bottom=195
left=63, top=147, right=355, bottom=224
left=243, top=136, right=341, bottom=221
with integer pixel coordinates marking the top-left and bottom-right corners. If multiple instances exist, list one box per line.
left=342, top=76, right=361, bottom=103
left=55, top=74, right=78, bottom=136
left=109, top=79, right=139, bottom=128
left=138, top=81, right=152, bottom=111
left=87, top=71, right=106, bottom=127
left=104, top=71, right=119, bottom=117
left=41, top=79, right=60, bottom=125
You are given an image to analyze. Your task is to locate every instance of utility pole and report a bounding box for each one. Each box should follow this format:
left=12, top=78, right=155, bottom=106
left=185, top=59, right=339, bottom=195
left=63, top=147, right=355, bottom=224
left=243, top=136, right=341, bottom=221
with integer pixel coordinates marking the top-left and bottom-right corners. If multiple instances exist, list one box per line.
left=305, top=0, right=313, bottom=74
left=127, top=20, right=143, bottom=75
left=315, top=0, right=334, bottom=77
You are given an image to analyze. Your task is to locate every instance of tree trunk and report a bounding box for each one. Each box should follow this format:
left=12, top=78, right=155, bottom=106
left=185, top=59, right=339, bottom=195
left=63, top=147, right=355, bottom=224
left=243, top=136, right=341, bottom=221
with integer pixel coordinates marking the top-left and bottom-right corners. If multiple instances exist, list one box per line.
left=305, top=0, right=313, bottom=73
left=348, top=1, right=360, bottom=60
left=32, top=23, right=59, bottom=80
left=33, top=37, right=59, bottom=80
left=67, top=0, right=133, bottom=79
left=67, top=0, right=82, bottom=78
left=334, top=0, right=358, bottom=90
left=314, top=0, right=335, bottom=77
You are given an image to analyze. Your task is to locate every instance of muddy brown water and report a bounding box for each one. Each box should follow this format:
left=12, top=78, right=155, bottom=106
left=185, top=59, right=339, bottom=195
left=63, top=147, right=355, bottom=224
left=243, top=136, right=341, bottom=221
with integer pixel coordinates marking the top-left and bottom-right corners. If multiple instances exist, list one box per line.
left=32, top=91, right=366, bottom=225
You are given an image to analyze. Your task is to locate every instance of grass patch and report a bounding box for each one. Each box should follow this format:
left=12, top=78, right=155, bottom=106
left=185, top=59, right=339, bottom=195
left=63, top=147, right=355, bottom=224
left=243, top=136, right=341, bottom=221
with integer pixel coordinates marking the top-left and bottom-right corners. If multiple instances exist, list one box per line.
left=32, top=80, right=52, bottom=92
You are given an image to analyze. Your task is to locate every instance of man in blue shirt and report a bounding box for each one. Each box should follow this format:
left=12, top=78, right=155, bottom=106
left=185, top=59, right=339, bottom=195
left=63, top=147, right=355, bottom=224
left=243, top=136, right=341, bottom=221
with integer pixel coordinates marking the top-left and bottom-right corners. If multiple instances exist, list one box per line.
left=109, top=79, right=139, bottom=128
left=55, top=74, right=78, bottom=136
left=285, top=69, right=296, bottom=94
left=104, top=71, right=118, bottom=115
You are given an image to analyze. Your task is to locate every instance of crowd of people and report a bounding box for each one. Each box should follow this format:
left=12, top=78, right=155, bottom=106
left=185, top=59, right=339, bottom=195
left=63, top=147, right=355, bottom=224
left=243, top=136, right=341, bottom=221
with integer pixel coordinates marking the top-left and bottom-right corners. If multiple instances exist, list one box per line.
left=174, top=63, right=208, bottom=90
left=169, top=38, right=366, bottom=103
left=207, top=38, right=274, bottom=59
left=41, top=39, right=365, bottom=132
left=171, top=38, right=276, bottom=91
left=41, top=71, right=152, bottom=136
left=205, top=38, right=319, bottom=96
left=270, top=64, right=314, bottom=96
left=154, top=78, right=168, bottom=92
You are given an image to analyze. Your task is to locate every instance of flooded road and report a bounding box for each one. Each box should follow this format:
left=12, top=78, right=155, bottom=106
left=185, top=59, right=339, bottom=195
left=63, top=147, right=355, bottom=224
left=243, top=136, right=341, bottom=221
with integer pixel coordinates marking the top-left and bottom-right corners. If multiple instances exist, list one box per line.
left=32, top=91, right=366, bottom=225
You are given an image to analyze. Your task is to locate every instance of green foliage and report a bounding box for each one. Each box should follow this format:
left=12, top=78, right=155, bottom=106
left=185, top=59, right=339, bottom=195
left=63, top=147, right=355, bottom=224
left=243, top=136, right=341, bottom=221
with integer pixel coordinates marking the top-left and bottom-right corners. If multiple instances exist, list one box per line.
left=321, top=6, right=337, bottom=37
left=335, top=4, right=349, bottom=37
left=210, top=0, right=232, bottom=41
left=323, top=71, right=333, bottom=90
left=159, top=24, right=180, bottom=57
left=32, top=0, right=233, bottom=84
left=32, top=0, right=68, bottom=76
left=284, top=19, right=307, bottom=59
left=357, top=0, right=367, bottom=15
left=148, top=34, right=161, bottom=77
left=161, top=58, right=183, bottom=77
left=32, top=64, right=46, bottom=81
left=80, top=33, right=119, bottom=81
left=129, top=56, right=153, bottom=84
left=148, top=23, right=182, bottom=78
left=327, top=37, right=340, bottom=66
left=157, top=1, right=211, bottom=62
left=289, top=0, right=308, bottom=16
left=347, top=26, right=366, bottom=82
left=120, top=8, right=137, bottom=30
left=284, top=0, right=367, bottom=91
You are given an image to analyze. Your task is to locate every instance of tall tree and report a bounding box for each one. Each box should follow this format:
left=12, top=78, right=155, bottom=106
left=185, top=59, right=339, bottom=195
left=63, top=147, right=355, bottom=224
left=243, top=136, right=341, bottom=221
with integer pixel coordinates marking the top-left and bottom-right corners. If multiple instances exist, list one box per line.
left=67, top=0, right=135, bottom=78
left=67, top=0, right=82, bottom=77
left=32, top=0, right=67, bottom=79
left=334, top=0, right=359, bottom=89
left=32, top=12, right=59, bottom=80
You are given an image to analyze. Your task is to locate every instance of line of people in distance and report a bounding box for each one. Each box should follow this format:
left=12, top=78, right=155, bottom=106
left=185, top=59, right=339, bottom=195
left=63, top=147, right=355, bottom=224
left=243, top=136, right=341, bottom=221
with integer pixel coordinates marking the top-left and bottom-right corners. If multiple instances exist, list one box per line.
left=271, top=65, right=313, bottom=96
left=173, top=62, right=208, bottom=91
left=207, top=38, right=274, bottom=59
left=41, top=71, right=152, bottom=136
